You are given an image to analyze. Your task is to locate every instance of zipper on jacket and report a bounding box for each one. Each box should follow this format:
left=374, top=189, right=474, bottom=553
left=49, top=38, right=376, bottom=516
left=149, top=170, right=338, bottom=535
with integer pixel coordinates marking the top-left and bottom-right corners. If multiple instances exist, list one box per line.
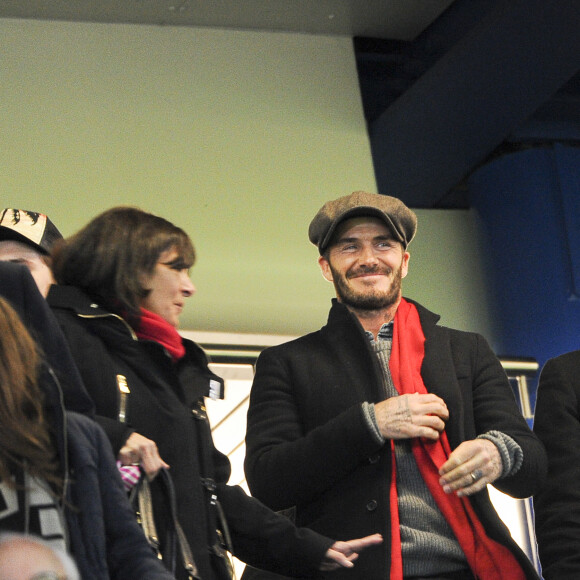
left=47, top=366, right=71, bottom=550
left=77, top=312, right=138, bottom=422
left=117, top=375, right=130, bottom=424
left=77, top=311, right=139, bottom=341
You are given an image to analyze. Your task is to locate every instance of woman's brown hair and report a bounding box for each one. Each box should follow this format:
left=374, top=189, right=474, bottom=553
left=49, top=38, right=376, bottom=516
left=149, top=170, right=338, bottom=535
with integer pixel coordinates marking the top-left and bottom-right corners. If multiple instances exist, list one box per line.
left=52, top=206, right=195, bottom=319
left=0, top=297, right=62, bottom=493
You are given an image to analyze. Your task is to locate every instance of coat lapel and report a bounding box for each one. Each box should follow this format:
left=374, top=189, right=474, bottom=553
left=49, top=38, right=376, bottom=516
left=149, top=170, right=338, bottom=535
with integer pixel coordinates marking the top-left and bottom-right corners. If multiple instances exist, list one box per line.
left=322, top=300, right=387, bottom=404
left=412, top=300, right=466, bottom=448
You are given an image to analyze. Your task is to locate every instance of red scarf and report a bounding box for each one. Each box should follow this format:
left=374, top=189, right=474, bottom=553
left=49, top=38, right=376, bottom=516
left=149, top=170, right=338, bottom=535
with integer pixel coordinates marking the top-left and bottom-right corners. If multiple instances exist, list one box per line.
left=388, top=299, right=526, bottom=580
left=135, top=308, right=186, bottom=361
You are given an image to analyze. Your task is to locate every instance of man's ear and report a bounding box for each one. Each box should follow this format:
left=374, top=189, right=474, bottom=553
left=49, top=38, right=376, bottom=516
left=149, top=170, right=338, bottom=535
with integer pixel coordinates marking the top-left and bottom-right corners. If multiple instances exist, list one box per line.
left=318, top=255, right=334, bottom=282
left=401, top=251, right=410, bottom=279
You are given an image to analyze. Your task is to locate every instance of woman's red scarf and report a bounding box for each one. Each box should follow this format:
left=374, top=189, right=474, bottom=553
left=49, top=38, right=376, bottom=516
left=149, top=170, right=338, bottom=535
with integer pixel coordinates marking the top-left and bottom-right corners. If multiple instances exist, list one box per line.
left=387, top=298, right=526, bottom=580
left=135, top=308, right=185, bottom=361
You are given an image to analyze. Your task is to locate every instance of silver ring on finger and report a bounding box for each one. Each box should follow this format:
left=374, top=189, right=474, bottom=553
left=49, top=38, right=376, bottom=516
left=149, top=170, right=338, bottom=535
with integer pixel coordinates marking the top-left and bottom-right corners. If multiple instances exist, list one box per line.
left=470, top=469, right=483, bottom=482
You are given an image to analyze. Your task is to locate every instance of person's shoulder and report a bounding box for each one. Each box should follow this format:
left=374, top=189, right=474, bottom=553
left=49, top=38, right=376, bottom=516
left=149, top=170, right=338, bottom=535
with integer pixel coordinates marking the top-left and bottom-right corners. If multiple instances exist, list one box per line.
left=47, top=285, right=100, bottom=314
left=403, top=298, right=493, bottom=357
left=405, top=297, right=441, bottom=327
left=547, top=349, right=580, bottom=365
left=542, top=350, right=580, bottom=374
left=440, top=325, right=481, bottom=340
left=182, top=335, right=210, bottom=360
left=65, top=411, right=108, bottom=444
left=258, top=329, right=323, bottom=358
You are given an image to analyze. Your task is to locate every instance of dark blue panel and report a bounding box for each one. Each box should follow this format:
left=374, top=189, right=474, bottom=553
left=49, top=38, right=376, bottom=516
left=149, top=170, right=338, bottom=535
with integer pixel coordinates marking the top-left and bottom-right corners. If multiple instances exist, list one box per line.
left=469, top=145, right=580, bottom=370
left=556, top=144, right=580, bottom=300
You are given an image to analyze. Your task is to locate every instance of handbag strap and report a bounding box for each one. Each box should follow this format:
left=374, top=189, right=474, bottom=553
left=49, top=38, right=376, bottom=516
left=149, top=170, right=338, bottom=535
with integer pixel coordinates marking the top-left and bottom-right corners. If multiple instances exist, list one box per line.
left=175, top=517, right=200, bottom=579
left=159, top=468, right=201, bottom=579
left=135, top=469, right=200, bottom=579
left=194, top=400, right=235, bottom=580
left=129, top=468, right=200, bottom=578
left=117, top=375, right=201, bottom=578
left=135, top=476, right=162, bottom=558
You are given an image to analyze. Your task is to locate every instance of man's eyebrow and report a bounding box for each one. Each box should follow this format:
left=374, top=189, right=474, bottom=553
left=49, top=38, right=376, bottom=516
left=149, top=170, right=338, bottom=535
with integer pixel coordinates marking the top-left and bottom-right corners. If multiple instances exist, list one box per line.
left=336, top=234, right=394, bottom=243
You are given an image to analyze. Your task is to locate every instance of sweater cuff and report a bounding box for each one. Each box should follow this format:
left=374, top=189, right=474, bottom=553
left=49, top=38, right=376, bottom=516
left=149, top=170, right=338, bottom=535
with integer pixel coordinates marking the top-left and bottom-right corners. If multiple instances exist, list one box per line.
left=477, top=430, right=523, bottom=478
left=362, top=402, right=385, bottom=445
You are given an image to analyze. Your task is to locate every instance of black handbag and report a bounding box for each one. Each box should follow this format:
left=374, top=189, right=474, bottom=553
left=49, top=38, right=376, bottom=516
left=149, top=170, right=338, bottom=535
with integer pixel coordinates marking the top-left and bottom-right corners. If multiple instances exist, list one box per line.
left=119, top=374, right=233, bottom=580
left=130, top=468, right=201, bottom=579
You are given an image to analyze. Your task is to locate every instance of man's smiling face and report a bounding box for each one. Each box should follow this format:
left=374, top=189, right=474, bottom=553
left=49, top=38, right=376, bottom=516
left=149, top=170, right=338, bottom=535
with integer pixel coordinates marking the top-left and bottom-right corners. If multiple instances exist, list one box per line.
left=318, top=217, right=409, bottom=311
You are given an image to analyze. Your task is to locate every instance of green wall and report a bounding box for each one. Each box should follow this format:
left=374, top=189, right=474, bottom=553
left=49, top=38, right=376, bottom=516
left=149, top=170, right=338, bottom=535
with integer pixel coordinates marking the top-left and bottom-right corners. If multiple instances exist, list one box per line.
left=0, top=18, right=495, bottom=342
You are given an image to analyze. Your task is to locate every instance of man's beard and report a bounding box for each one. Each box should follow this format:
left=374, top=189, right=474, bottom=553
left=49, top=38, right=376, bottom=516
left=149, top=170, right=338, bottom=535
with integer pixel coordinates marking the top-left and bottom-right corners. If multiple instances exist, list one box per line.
left=330, top=261, right=403, bottom=311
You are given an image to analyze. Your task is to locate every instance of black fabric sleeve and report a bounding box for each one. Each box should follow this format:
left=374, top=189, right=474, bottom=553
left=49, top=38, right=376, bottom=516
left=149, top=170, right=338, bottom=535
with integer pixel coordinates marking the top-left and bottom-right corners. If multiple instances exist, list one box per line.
left=533, top=353, right=580, bottom=579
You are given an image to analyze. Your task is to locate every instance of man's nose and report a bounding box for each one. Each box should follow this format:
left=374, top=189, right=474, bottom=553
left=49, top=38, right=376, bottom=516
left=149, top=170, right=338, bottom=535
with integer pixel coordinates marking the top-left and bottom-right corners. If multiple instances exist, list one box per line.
left=358, top=245, right=379, bottom=265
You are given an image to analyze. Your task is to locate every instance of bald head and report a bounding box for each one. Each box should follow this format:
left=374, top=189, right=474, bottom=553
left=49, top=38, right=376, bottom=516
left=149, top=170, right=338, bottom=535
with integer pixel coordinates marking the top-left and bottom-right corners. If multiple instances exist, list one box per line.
left=0, top=535, right=78, bottom=580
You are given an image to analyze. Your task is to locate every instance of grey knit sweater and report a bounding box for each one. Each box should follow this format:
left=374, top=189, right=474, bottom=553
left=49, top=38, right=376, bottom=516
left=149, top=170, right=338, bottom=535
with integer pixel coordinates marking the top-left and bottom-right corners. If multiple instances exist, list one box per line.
left=362, top=324, right=523, bottom=577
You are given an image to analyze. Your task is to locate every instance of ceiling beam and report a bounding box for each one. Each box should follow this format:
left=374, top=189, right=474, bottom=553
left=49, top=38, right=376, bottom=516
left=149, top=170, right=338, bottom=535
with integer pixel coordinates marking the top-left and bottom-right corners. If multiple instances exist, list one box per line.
left=368, top=0, right=580, bottom=207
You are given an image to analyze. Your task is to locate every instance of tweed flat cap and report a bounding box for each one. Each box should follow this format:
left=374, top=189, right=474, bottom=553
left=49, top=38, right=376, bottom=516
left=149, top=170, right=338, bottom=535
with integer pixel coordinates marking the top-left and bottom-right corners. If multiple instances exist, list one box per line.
left=308, top=191, right=417, bottom=254
left=0, top=209, right=63, bottom=255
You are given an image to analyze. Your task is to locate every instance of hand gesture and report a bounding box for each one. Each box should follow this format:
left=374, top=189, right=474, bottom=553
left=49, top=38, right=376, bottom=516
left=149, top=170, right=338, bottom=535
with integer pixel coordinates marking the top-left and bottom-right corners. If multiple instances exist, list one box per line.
left=374, top=393, right=449, bottom=440
left=319, top=534, right=383, bottom=571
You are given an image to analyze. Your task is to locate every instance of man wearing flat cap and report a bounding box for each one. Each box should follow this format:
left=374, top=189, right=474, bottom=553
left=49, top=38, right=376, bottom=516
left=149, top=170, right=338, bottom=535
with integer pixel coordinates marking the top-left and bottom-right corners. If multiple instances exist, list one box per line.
left=243, top=191, right=546, bottom=580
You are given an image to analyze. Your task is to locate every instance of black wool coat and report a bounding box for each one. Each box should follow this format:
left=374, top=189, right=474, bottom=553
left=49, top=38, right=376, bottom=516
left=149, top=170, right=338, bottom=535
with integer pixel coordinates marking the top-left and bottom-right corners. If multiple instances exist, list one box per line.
left=0, top=262, right=94, bottom=415
left=244, top=299, right=547, bottom=580
left=47, top=285, right=333, bottom=580
left=0, top=263, right=172, bottom=580
left=533, top=350, right=580, bottom=580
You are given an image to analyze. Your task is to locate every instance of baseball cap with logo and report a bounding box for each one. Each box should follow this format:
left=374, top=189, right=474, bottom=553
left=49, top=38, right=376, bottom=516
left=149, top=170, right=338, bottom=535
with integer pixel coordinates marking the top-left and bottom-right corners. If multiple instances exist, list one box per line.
left=0, top=209, right=63, bottom=255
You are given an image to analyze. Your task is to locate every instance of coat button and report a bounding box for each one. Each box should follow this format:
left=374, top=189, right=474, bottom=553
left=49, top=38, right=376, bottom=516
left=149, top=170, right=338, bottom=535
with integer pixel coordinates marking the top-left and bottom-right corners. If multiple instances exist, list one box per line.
left=192, top=408, right=206, bottom=420
left=192, top=402, right=207, bottom=420
left=366, top=500, right=378, bottom=511
left=368, top=454, right=380, bottom=464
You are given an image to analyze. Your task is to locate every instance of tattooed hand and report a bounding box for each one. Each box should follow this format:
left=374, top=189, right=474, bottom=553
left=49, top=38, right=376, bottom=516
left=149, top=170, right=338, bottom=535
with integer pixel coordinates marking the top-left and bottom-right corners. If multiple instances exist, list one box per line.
left=374, top=392, right=449, bottom=440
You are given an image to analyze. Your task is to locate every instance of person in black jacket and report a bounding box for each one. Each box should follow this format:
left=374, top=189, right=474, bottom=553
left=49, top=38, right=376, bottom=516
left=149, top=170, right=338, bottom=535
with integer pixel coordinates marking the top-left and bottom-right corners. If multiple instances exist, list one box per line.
left=243, top=191, right=547, bottom=580
left=533, top=351, right=580, bottom=579
left=0, top=261, right=94, bottom=416
left=47, top=205, right=381, bottom=580
left=0, top=291, right=175, bottom=580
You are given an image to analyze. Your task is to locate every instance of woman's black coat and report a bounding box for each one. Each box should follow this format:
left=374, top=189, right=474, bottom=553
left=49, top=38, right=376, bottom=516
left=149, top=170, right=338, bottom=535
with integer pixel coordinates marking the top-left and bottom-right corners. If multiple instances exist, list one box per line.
left=48, top=284, right=332, bottom=580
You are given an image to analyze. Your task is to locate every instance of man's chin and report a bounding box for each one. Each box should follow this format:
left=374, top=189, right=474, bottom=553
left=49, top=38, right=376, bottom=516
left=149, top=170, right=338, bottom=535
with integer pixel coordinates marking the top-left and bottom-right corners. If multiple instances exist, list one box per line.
left=340, top=293, right=398, bottom=311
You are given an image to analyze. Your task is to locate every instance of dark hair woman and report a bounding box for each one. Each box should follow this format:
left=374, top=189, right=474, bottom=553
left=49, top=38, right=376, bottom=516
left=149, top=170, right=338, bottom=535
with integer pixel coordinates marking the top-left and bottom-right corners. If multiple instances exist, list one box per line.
left=52, top=206, right=195, bottom=323
left=47, top=206, right=381, bottom=580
